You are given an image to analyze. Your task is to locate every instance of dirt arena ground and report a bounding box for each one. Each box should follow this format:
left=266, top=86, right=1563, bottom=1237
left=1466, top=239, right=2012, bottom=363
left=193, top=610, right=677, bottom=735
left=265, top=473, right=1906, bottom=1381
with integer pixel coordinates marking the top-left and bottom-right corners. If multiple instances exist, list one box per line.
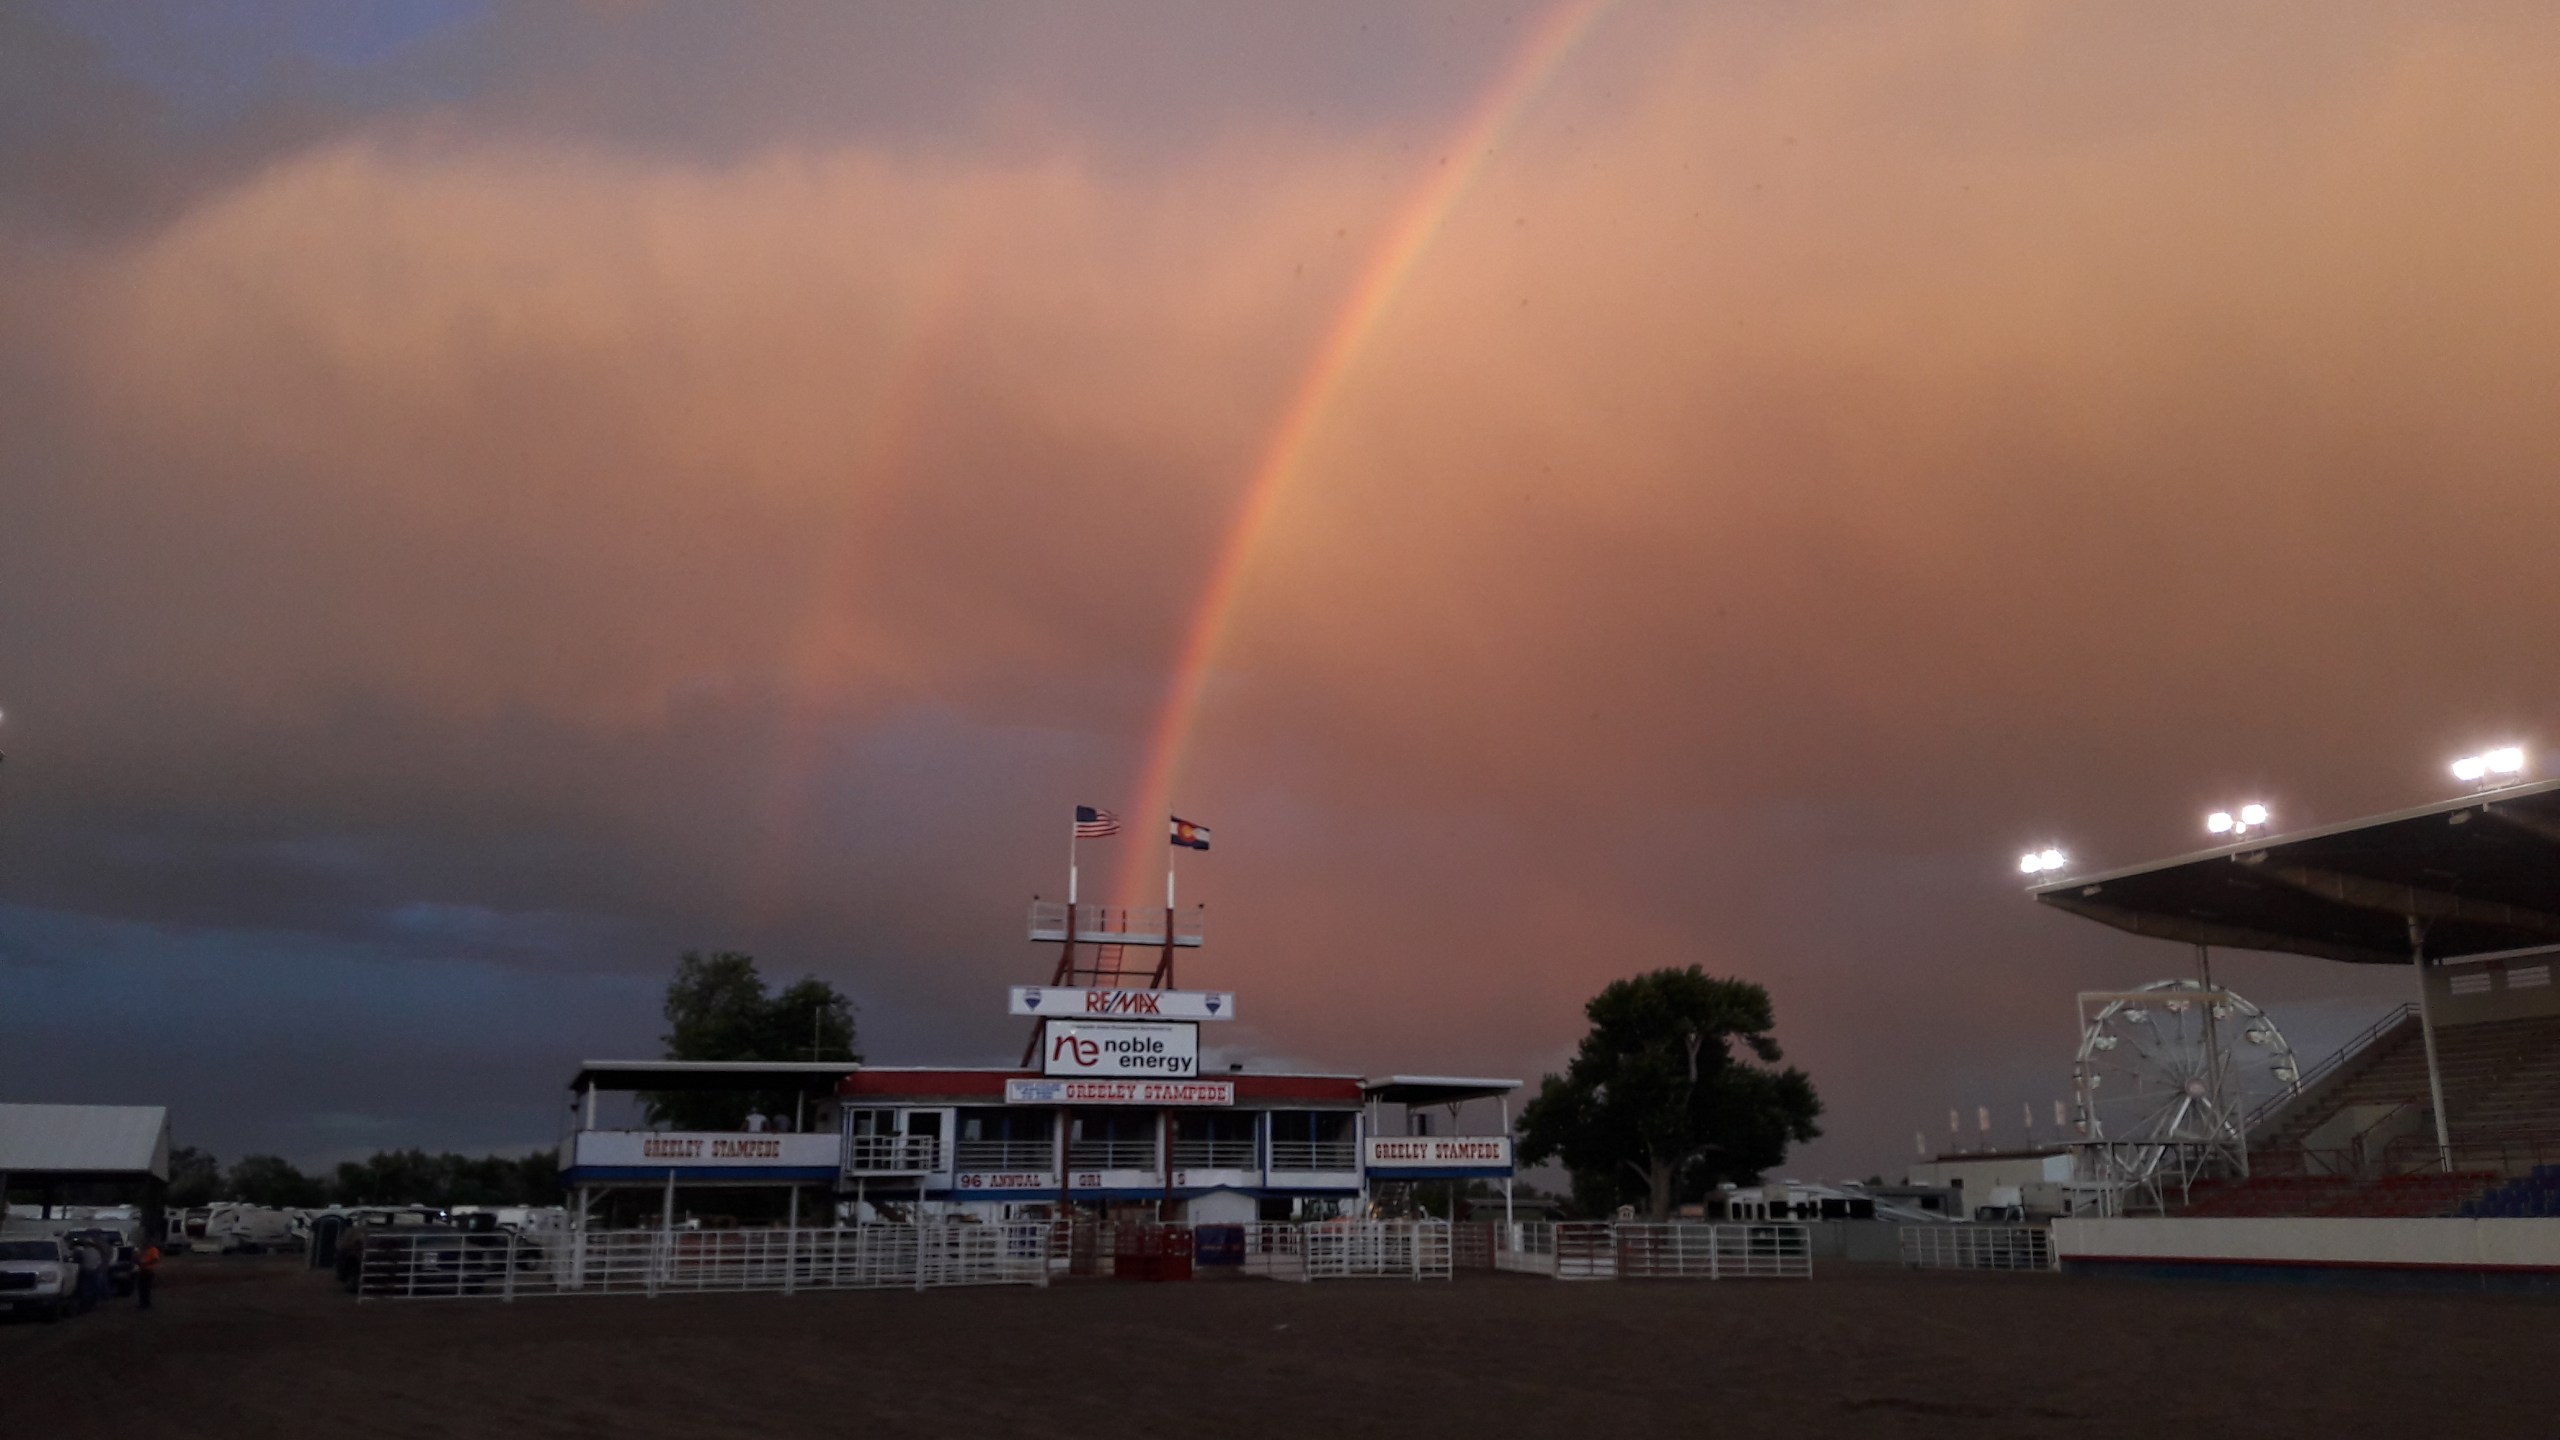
left=4, top=1256, right=2554, bottom=1438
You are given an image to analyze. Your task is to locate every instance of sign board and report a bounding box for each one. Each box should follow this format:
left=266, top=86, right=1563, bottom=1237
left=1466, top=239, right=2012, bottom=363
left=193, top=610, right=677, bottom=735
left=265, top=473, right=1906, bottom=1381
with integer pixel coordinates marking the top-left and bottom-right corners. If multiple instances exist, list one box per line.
left=952, top=1170, right=1063, bottom=1193
left=1041, top=1019, right=1197, bottom=1078
left=1003, top=1078, right=1235, bottom=1107
left=1361, top=1135, right=1515, bottom=1178
left=567, top=1131, right=841, bottom=1171
left=1009, top=986, right=1235, bottom=1021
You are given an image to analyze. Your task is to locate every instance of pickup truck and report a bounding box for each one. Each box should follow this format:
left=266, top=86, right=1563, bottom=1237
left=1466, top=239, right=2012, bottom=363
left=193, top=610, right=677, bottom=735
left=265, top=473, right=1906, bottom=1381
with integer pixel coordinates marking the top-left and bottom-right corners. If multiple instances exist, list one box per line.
left=0, top=1237, right=80, bottom=1321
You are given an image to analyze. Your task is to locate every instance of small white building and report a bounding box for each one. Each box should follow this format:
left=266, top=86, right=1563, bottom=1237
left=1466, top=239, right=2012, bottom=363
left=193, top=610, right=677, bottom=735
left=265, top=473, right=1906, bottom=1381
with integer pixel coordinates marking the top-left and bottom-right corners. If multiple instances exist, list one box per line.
left=1905, top=1147, right=2073, bottom=1217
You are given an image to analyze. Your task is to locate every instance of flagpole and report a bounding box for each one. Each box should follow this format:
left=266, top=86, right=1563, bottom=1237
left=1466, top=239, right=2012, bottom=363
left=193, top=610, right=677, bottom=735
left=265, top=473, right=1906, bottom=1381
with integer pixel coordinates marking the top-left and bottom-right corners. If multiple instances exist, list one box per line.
left=1069, top=819, right=1079, bottom=907
left=1159, top=816, right=1178, bottom=989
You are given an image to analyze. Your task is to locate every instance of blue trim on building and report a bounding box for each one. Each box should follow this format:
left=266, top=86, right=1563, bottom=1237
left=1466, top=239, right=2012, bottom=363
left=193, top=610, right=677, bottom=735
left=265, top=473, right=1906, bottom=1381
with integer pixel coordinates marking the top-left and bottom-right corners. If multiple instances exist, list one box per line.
left=1366, top=1166, right=1514, bottom=1181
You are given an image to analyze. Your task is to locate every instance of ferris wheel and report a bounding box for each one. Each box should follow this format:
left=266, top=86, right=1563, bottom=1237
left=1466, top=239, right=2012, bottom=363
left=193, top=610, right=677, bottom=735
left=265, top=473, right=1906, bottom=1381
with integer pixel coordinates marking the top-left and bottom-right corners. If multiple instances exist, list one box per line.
left=2072, top=979, right=2300, bottom=1199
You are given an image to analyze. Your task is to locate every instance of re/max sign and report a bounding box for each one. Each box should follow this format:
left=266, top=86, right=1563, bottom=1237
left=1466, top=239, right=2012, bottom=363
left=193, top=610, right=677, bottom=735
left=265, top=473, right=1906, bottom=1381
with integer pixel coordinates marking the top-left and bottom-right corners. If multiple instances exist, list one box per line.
left=1009, top=987, right=1234, bottom=1021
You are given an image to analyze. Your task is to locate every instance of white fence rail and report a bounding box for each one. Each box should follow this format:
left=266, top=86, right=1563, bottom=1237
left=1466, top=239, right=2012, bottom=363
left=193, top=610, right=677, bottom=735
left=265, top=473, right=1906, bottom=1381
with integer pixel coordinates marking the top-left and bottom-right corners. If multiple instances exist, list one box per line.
left=1898, top=1225, right=2055, bottom=1272
left=1302, top=1221, right=1452, bottom=1281
left=1242, top=1222, right=1306, bottom=1281
left=1496, top=1221, right=1814, bottom=1281
left=353, top=1223, right=1050, bottom=1301
left=1496, top=1222, right=1559, bottom=1275
left=1614, top=1223, right=1813, bottom=1279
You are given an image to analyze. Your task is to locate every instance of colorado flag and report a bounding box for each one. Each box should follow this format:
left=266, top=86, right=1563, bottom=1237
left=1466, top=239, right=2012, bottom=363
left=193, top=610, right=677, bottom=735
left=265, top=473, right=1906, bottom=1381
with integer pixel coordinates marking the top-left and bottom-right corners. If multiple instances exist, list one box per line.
left=1169, top=816, right=1211, bottom=851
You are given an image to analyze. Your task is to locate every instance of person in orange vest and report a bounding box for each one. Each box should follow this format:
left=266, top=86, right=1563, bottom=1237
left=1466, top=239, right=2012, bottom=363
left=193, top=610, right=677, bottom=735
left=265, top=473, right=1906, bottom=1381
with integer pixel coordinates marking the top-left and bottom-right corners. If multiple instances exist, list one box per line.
left=136, top=1241, right=160, bottom=1310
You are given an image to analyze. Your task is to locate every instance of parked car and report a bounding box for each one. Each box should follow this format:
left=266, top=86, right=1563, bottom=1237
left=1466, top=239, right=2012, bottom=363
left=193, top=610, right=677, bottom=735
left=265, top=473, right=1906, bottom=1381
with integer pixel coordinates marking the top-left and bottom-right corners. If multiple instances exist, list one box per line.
left=0, top=1237, right=80, bottom=1322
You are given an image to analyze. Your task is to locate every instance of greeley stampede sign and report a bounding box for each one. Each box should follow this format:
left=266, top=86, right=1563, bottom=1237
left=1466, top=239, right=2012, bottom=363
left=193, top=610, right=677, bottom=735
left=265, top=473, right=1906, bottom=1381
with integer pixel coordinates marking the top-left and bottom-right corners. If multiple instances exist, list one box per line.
left=569, top=1131, right=842, bottom=1170
left=1362, top=1135, right=1515, bottom=1179
left=1003, top=1078, right=1235, bottom=1106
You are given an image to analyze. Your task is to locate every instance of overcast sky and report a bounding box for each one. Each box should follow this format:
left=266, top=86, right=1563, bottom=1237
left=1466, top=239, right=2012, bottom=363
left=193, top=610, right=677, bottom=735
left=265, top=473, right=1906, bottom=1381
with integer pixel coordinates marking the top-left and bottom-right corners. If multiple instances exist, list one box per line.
left=7, top=0, right=2559, bottom=1176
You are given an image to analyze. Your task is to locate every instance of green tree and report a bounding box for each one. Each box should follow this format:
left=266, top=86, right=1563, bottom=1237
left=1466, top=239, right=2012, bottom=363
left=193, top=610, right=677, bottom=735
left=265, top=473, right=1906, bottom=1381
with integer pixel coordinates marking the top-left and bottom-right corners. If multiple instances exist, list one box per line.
left=225, top=1154, right=327, bottom=1208
left=1517, top=967, right=1821, bottom=1221
left=329, top=1149, right=562, bottom=1207
left=645, top=950, right=859, bottom=1129
left=165, top=1146, right=222, bottom=1208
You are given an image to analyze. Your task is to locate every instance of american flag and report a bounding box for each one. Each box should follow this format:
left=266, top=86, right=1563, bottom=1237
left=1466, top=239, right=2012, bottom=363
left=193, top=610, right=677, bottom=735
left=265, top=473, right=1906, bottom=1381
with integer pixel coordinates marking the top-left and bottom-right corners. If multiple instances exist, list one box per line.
left=1073, top=806, right=1120, bottom=838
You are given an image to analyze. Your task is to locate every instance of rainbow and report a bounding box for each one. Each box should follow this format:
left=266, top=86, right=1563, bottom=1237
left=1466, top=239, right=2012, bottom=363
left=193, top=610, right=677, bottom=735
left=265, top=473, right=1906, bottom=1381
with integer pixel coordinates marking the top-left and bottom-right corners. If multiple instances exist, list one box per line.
left=1114, top=0, right=1613, bottom=901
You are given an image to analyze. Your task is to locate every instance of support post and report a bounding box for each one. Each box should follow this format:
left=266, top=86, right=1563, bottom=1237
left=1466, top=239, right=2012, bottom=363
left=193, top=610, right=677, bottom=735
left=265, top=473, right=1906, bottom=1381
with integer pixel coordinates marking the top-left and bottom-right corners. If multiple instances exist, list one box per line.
left=784, top=1185, right=800, bottom=1296
left=1501, top=1095, right=1515, bottom=1232
left=2410, top=918, right=2455, bottom=1172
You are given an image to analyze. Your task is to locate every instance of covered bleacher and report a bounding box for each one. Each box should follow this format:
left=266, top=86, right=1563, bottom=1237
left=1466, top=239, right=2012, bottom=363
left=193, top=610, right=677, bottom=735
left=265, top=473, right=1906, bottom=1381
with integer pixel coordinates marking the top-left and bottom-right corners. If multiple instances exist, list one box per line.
left=2034, top=777, right=2560, bottom=1217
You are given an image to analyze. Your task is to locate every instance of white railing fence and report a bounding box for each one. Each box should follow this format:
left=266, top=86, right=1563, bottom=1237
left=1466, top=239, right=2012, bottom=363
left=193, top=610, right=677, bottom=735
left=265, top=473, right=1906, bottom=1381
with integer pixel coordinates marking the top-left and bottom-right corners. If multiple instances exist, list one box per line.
left=356, top=1218, right=1829, bottom=1300
left=845, top=1135, right=944, bottom=1174
left=1242, top=1222, right=1306, bottom=1281
left=1898, top=1225, right=2055, bottom=1272
left=354, top=1223, right=1051, bottom=1302
left=1301, top=1220, right=1452, bottom=1280
left=1495, top=1221, right=1814, bottom=1281
left=1613, top=1223, right=1812, bottom=1279
left=1496, top=1221, right=1559, bottom=1275
left=1266, top=1140, right=1359, bottom=1171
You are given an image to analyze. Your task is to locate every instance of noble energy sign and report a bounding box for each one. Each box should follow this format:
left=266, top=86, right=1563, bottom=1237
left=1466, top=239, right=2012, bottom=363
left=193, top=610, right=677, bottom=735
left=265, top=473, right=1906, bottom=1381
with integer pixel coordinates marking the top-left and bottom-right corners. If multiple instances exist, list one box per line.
left=1041, top=1019, right=1198, bottom=1079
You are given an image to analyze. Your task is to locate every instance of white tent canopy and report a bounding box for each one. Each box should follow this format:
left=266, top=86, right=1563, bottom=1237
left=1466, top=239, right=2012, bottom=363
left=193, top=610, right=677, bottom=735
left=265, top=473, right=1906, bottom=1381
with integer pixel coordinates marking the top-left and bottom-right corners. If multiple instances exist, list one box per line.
left=0, top=1103, right=172, bottom=1183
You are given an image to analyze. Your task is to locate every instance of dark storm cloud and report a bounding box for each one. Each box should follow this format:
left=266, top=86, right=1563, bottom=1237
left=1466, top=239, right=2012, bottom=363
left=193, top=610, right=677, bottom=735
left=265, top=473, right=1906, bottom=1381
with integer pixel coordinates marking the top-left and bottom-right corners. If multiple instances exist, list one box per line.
left=6, top=1, right=2559, bottom=1176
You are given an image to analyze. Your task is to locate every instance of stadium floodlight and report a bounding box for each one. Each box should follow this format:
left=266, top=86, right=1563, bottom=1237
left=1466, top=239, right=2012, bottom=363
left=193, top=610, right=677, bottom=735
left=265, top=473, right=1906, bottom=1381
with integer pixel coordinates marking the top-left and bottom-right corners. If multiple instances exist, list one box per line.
left=2019, top=848, right=2069, bottom=876
left=2452, top=746, right=2529, bottom=790
left=2207, top=802, right=2271, bottom=838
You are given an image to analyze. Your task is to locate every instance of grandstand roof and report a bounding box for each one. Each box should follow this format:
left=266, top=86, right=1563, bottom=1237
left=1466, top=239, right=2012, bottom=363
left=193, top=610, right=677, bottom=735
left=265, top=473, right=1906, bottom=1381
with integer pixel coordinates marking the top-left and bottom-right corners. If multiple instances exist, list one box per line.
left=2031, top=778, right=2560, bottom=964
left=1360, top=1076, right=1522, bottom=1106
left=0, top=1104, right=171, bottom=1182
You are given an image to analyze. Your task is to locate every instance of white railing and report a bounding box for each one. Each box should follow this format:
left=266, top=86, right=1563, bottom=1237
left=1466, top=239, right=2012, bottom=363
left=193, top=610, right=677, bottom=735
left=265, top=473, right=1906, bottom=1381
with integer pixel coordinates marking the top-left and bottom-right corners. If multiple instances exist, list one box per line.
left=1495, top=1222, right=1559, bottom=1275
left=1027, top=901, right=1205, bottom=947
left=952, top=1138, right=1054, bottom=1171
left=1899, top=1225, right=2055, bottom=1272
left=1267, top=1140, right=1358, bottom=1171
left=1242, top=1223, right=1306, bottom=1281
left=1301, top=1220, right=1452, bottom=1280
left=354, top=1223, right=1051, bottom=1301
left=844, top=1135, right=943, bottom=1175
left=1171, top=1139, right=1258, bottom=1170
left=1493, top=1221, right=1814, bottom=1281
left=1614, top=1223, right=1811, bottom=1279
left=1069, top=1138, right=1159, bottom=1171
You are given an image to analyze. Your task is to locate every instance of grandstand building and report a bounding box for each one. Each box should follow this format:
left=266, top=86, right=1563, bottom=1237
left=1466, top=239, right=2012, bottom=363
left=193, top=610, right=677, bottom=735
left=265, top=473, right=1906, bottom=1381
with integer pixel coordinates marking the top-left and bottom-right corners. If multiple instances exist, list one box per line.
left=2032, top=775, right=2560, bottom=1283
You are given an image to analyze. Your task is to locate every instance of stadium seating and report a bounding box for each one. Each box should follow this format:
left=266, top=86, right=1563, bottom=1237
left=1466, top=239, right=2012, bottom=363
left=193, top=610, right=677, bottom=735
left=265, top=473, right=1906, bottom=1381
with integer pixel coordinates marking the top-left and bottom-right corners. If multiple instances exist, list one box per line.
left=2460, top=1166, right=2560, bottom=1219
left=2252, top=1013, right=2560, bottom=1172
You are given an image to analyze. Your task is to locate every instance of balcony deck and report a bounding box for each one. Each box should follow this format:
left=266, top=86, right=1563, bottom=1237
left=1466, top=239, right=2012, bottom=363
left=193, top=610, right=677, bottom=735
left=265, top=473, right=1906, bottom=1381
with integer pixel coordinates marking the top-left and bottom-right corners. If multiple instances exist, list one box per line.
left=1028, top=901, right=1204, bottom=947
